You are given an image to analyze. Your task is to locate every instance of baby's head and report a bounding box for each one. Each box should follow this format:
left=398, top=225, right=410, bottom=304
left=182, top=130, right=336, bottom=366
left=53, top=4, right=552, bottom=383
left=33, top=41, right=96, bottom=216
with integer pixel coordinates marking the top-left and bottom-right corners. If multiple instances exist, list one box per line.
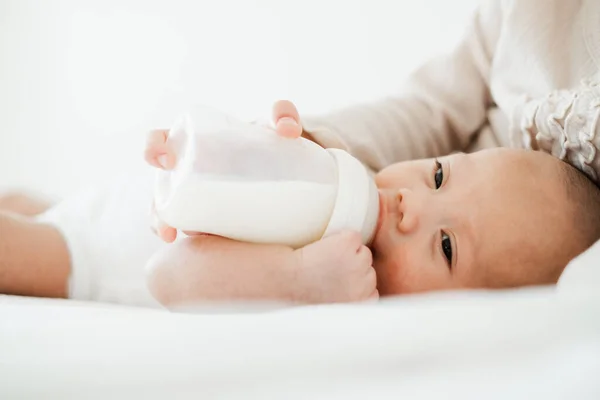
left=372, top=148, right=600, bottom=295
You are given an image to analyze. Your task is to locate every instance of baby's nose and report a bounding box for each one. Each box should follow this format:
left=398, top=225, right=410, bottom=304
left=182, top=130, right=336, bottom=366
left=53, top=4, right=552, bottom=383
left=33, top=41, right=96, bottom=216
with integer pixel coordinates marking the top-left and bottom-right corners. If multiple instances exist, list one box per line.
left=396, top=189, right=421, bottom=234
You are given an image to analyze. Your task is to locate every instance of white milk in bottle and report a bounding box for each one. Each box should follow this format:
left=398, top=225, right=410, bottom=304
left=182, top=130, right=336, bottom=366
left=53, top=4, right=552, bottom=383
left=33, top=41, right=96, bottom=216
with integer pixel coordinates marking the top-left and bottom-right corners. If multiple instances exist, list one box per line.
left=154, top=106, right=379, bottom=248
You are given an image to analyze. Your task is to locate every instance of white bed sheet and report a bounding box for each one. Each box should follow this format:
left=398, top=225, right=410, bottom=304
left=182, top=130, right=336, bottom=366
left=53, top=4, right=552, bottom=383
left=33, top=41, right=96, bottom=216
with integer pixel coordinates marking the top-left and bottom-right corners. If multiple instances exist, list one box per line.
left=1, top=284, right=600, bottom=400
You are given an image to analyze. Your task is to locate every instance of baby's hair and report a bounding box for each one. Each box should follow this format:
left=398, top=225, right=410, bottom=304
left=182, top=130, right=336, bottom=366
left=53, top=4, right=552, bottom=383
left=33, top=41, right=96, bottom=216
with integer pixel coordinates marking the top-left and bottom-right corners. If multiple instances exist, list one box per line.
left=559, top=161, right=600, bottom=250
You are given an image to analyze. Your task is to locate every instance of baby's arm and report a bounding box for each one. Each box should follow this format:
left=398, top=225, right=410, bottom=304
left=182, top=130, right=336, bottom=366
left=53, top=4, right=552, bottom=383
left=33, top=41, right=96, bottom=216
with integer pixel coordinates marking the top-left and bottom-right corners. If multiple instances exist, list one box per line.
left=146, top=232, right=377, bottom=308
left=146, top=235, right=297, bottom=306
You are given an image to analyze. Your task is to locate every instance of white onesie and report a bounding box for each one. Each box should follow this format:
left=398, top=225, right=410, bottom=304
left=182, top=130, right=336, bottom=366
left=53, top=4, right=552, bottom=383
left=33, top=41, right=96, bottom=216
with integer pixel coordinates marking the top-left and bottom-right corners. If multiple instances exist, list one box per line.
left=36, top=172, right=167, bottom=308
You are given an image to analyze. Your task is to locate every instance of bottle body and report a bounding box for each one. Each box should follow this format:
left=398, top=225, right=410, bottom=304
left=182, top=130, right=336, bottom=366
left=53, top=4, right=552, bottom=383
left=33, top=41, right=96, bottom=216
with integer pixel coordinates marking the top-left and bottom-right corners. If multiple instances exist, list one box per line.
left=157, top=175, right=337, bottom=248
left=154, top=106, right=379, bottom=248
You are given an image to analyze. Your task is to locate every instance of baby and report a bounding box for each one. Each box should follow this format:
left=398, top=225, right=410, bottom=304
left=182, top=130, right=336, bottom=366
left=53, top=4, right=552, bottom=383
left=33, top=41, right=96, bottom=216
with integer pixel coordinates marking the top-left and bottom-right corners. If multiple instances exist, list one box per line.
left=3, top=0, right=599, bottom=308
left=143, top=134, right=600, bottom=308
left=3, top=124, right=595, bottom=309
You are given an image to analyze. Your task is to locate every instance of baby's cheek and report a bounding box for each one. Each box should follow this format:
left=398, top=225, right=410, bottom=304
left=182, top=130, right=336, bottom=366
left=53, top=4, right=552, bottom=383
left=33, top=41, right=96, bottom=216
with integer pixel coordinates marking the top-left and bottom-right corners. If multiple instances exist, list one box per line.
left=374, top=172, right=387, bottom=186
left=374, top=167, right=400, bottom=188
left=376, top=246, right=423, bottom=295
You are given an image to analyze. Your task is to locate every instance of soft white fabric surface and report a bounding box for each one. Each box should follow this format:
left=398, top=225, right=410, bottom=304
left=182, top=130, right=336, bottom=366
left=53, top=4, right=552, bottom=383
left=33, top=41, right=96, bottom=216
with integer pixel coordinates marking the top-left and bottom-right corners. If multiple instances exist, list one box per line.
left=558, top=237, right=600, bottom=292
left=35, top=172, right=165, bottom=308
left=2, top=286, right=599, bottom=400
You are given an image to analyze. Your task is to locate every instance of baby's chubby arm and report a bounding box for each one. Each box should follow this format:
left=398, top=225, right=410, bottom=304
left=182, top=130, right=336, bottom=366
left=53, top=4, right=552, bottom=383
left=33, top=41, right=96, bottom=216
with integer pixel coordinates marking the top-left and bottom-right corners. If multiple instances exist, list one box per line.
left=146, top=231, right=378, bottom=308
left=146, top=235, right=296, bottom=306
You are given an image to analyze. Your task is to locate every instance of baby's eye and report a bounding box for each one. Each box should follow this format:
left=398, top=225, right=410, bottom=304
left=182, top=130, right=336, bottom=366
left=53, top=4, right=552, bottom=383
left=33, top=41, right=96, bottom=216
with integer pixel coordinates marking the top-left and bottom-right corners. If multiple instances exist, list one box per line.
left=434, top=159, right=443, bottom=189
left=441, top=231, right=452, bottom=269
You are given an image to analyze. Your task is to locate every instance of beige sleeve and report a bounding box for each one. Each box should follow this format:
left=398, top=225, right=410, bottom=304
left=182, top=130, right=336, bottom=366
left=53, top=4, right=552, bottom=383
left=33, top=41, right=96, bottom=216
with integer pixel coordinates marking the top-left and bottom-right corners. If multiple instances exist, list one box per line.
left=516, top=79, right=600, bottom=183
left=301, top=0, right=503, bottom=173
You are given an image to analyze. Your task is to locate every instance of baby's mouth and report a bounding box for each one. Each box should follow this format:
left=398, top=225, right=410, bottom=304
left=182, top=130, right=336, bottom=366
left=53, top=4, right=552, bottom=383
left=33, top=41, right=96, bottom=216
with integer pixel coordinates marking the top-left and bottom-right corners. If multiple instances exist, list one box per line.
left=372, top=189, right=388, bottom=246
left=372, top=189, right=402, bottom=248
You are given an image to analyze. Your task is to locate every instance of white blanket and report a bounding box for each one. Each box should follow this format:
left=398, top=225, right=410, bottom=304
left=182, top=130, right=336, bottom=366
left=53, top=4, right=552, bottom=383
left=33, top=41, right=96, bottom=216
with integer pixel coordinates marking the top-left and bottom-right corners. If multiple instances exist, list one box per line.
left=2, top=241, right=600, bottom=399
left=2, top=283, right=600, bottom=400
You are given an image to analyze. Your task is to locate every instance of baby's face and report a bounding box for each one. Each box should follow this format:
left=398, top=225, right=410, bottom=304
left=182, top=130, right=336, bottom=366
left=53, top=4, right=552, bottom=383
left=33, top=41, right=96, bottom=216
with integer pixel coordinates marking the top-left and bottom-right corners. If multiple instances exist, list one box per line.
left=372, top=148, right=573, bottom=295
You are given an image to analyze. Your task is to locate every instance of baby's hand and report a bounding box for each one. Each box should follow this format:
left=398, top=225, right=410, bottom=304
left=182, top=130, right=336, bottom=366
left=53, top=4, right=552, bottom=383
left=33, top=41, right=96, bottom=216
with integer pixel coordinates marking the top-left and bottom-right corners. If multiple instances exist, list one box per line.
left=144, top=129, right=178, bottom=243
left=272, top=103, right=376, bottom=302
left=292, top=231, right=379, bottom=303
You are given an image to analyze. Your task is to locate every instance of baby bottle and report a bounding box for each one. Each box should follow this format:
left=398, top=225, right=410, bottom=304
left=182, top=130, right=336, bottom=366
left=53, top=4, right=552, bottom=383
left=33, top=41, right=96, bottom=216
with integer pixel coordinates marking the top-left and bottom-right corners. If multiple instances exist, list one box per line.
left=153, top=105, right=379, bottom=249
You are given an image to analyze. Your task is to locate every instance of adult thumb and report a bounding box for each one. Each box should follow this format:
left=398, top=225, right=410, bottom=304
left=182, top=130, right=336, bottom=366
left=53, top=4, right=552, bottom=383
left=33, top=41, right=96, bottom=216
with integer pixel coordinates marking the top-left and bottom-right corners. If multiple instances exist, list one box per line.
left=271, top=100, right=303, bottom=138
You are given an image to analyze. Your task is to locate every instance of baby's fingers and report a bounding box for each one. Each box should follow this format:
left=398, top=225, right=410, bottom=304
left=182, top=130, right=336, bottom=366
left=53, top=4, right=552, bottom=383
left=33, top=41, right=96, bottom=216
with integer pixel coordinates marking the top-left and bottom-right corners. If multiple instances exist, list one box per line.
left=144, top=129, right=176, bottom=170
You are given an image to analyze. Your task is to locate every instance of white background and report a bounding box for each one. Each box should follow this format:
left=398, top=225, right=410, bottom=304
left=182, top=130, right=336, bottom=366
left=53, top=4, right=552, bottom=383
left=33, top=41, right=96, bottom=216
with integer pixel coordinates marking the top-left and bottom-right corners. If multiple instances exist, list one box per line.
left=0, top=0, right=478, bottom=199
